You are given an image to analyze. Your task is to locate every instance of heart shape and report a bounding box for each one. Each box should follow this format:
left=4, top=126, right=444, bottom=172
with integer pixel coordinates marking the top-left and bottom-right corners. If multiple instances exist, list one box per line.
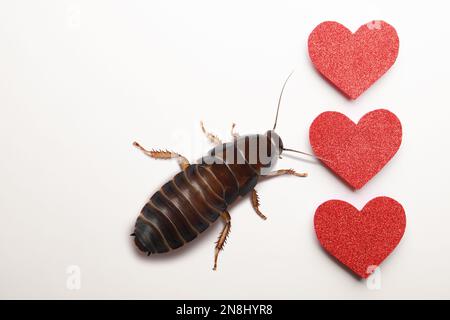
left=309, top=109, right=402, bottom=189
left=314, top=197, right=406, bottom=278
left=308, top=21, right=399, bottom=99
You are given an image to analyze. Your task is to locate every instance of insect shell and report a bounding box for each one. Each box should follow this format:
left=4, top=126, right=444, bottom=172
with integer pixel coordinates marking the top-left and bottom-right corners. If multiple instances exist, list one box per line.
left=131, top=72, right=309, bottom=270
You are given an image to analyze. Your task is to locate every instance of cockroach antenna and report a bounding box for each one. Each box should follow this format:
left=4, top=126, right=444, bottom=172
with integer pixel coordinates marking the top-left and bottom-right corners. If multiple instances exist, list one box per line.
left=273, top=70, right=295, bottom=130
left=272, top=70, right=331, bottom=163
left=282, top=147, right=330, bottom=162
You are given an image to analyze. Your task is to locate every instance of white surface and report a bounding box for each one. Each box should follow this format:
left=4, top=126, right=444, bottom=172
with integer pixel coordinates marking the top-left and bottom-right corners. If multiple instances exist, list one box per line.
left=1, top=0, right=449, bottom=299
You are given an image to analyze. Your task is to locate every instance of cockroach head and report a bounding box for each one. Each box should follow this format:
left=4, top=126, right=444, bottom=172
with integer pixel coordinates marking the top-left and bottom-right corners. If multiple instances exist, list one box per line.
left=265, top=130, right=284, bottom=156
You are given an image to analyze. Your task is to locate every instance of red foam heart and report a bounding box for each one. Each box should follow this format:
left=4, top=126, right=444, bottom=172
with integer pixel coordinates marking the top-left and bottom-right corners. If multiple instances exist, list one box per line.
left=309, top=109, right=402, bottom=189
left=314, top=197, right=406, bottom=278
left=308, top=21, right=399, bottom=99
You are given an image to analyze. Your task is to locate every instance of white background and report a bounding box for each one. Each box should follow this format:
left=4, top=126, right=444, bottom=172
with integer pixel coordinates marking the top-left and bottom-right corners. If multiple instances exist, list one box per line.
left=1, top=0, right=449, bottom=299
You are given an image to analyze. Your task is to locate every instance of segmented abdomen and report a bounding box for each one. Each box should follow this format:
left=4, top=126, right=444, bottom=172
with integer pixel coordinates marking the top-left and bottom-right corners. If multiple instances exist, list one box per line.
left=133, top=134, right=262, bottom=255
left=134, top=164, right=235, bottom=254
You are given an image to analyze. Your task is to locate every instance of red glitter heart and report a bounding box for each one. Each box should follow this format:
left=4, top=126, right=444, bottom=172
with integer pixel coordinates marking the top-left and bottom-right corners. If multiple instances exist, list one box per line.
left=314, top=197, right=406, bottom=278
left=309, top=109, right=402, bottom=189
left=308, top=21, right=399, bottom=99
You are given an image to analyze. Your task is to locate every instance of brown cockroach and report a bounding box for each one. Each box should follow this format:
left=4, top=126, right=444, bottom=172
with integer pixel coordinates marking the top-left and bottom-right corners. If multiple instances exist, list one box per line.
left=131, top=72, right=315, bottom=270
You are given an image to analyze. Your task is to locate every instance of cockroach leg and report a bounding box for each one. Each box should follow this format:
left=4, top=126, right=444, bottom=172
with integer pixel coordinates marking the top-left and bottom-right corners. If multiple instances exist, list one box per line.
left=133, top=141, right=190, bottom=170
left=266, top=168, right=308, bottom=178
left=200, top=121, right=222, bottom=145
left=231, top=123, right=239, bottom=140
left=213, top=211, right=231, bottom=271
left=251, top=189, right=267, bottom=220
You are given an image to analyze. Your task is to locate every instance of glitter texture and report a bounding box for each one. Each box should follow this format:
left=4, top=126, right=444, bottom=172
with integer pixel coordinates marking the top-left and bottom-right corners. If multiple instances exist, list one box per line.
left=314, top=197, right=406, bottom=278
left=309, top=109, right=402, bottom=189
left=308, top=21, right=399, bottom=99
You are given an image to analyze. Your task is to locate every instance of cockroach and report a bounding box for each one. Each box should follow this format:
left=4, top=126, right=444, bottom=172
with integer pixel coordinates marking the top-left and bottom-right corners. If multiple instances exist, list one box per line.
left=131, top=72, right=316, bottom=270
